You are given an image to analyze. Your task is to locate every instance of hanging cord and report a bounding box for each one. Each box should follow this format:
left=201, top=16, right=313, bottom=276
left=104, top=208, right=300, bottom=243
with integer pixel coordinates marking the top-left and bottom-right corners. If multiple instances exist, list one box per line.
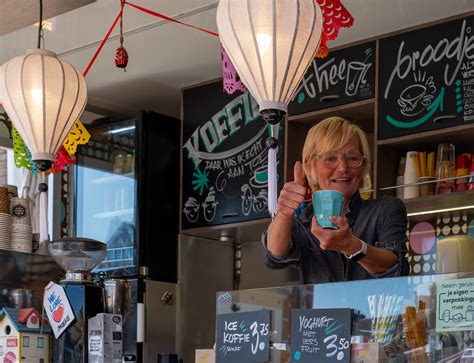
left=37, top=0, right=44, bottom=49
left=119, top=0, right=125, bottom=48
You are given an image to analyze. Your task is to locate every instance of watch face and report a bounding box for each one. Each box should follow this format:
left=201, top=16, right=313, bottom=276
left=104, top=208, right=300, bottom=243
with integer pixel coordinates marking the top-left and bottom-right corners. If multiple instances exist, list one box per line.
left=350, top=251, right=366, bottom=262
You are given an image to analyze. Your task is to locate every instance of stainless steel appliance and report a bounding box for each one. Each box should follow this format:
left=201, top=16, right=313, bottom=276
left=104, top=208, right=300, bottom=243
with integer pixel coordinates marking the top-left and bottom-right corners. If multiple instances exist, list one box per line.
left=48, top=237, right=107, bottom=363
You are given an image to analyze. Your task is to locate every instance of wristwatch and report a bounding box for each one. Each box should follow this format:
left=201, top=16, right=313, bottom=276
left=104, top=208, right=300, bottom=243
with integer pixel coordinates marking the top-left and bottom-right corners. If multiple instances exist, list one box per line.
left=345, top=239, right=367, bottom=262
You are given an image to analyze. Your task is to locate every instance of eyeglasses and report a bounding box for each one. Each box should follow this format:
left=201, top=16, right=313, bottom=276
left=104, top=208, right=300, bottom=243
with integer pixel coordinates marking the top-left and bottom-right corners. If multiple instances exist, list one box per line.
left=313, top=153, right=366, bottom=168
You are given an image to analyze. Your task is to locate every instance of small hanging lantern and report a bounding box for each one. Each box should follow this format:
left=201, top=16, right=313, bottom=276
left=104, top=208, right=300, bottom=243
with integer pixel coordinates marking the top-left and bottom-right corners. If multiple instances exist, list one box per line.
left=115, top=46, right=129, bottom=70
left=115, top=0, right=128, bottom=71
left=216, top=0, right=324, bottom=216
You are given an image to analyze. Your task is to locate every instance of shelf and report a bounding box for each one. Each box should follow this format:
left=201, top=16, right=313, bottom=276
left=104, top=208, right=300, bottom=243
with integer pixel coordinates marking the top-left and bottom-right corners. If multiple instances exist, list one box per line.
left=287, top=98, right=375, bottom=134
left=377, top=123, right=474, bottom=150
left=93, top=208, right=134, bottom=218
left=180, top=218, right=271, bottom=243
left=403, top=190, right=474, bottom=217
left=90, top=172, right=135, bottom=185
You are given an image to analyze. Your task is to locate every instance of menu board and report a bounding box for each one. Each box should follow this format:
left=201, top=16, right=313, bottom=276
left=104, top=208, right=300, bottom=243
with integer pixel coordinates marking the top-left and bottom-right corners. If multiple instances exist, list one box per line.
left=215, top=310, right=271, bottom=362
left=182, top=81, right=284, bottom=229
left=378, top=16, right=474, bottom=139
left=288, top=42, right=375, bottom=116
left=290, top=308, right=352, bottom=363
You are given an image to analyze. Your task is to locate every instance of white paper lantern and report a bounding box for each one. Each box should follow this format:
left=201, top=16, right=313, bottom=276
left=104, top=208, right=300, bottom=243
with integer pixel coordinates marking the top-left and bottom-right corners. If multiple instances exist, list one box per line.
left=0, top=49, right=87, bottom=171
left=216, top=0, right=323, bottom=116
left=217, top=0, right=323, bottom=216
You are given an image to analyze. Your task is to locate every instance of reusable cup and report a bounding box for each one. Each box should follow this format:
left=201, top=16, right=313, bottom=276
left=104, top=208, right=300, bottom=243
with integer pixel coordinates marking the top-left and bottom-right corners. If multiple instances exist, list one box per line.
left=312, top=190, right=344, bottom=229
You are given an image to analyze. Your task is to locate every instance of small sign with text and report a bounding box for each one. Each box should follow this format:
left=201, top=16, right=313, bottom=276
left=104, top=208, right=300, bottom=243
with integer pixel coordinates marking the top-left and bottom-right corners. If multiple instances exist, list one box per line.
left=290, top=308, right=352, bottom=363
left=215, top=310, right=271, bottom=363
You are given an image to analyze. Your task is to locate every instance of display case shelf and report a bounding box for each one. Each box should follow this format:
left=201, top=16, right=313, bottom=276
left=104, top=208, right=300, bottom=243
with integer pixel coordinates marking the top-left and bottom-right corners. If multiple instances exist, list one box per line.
left=90, top=172, right=134, bottom=185
left=403, top=190, right=474, bottom=216
left=93, top=208, right=134, bottom=218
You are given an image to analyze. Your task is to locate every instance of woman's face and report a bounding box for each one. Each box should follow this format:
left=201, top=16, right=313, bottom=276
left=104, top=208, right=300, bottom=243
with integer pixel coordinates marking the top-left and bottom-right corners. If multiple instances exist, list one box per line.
left=309, top=137, right=364, bottom=201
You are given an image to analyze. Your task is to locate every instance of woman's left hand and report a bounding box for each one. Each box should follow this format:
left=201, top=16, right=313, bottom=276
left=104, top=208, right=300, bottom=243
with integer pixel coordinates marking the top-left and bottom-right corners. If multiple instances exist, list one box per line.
left=311, top=216, right=360, bottom=255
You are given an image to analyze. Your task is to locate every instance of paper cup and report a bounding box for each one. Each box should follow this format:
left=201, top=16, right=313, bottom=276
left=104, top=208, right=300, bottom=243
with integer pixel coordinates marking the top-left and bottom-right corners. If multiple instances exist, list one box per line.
left=10, top=197, right=31, bottom=225
left=396, top=176, right=405, bottom=199
left=404, top=151, right=419, bottom=199
left=312, top=190, right=344, bottom=229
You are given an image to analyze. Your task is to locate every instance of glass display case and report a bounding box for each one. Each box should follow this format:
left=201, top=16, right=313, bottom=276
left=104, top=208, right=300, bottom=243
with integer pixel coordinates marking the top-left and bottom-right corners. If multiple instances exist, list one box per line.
left=73, top=111, right=180, bottom=281
left=75, top=119, right=137, bottom=274
left=216, top=272, right=474, bottom=362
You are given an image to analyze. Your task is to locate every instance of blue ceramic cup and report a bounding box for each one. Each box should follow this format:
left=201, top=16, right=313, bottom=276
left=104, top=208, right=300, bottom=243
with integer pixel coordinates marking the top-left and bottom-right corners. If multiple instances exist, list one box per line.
left=312, top=190, right=345, bottom=229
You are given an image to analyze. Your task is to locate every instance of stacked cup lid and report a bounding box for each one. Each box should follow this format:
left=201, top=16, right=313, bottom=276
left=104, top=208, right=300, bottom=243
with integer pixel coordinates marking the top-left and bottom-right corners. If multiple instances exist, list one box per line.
left=0, top=186, right=11, bottom=250
left=10, top=196, right=32, bottom=254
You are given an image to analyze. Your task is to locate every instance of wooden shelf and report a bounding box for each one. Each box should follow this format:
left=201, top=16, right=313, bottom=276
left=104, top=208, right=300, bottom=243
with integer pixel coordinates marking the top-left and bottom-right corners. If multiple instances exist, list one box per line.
left=403, top=190, right=474, bottom=216
left=287, top=98, right=375, bottom=134
left=377, top=123, right=474, bottom=150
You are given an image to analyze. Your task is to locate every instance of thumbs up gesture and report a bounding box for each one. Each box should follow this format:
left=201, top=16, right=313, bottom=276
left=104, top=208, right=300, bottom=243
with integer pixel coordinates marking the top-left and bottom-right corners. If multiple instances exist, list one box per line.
left=277, top=161, right=308, bottom=218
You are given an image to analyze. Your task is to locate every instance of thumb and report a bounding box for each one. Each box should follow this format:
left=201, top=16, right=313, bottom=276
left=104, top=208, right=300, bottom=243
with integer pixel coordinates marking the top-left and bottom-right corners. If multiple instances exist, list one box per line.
left=293, top=161, right=305, bottom=185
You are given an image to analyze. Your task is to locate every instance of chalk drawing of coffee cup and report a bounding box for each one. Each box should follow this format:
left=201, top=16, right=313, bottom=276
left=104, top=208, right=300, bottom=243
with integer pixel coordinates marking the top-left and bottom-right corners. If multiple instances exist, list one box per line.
left=249, top=165, right=268, bottom=189
left=345, top=61, right=371, bottom=96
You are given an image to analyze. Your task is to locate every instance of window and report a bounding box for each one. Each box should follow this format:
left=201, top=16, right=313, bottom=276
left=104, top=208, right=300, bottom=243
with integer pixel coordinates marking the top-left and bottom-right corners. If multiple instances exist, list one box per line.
left=37, top=337, right=44, bottom=349
left=22, top=336, right=29, bottom=347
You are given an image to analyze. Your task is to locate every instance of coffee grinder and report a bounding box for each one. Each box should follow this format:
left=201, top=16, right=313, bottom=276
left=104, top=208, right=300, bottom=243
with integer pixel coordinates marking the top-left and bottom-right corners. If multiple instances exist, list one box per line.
left=48, top=237, right=107, bottom=362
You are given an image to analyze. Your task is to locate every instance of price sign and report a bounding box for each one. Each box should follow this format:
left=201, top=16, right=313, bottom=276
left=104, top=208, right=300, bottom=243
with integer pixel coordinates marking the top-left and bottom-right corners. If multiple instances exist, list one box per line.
left=290, top=308, right=352, bottom=363
left=215, top=310, right=271, bottom=363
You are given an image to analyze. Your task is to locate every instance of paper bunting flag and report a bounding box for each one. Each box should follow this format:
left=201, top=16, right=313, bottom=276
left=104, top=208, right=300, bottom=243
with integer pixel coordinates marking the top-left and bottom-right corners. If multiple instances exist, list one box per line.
left=316, top=0, right=354, bottom=58
left=50, top=146, right=76, bottom=173
left=221, top=45, right=248, bottom=95
left=13, top=120, right=90, bottom=173
left=12, top=127, right=38, bottom=175
left=63, top=120, right=91, bottom=155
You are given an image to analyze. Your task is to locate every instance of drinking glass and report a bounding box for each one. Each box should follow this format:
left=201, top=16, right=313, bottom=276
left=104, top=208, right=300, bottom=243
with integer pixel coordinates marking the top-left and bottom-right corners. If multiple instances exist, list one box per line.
left=435, top=143, right=455, bottom=194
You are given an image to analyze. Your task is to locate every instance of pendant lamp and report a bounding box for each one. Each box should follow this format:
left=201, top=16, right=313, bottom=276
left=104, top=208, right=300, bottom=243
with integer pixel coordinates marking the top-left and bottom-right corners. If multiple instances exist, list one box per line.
left=216, top=0, right=323, bottom=216
left=0, top=3, right=87, bottom=244
left=0, top=49, right=87, bottom=171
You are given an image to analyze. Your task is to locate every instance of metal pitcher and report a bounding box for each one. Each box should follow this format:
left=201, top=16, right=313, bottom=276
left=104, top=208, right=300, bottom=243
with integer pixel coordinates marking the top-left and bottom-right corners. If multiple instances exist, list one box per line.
left=103, top=278, right=132, bottom=319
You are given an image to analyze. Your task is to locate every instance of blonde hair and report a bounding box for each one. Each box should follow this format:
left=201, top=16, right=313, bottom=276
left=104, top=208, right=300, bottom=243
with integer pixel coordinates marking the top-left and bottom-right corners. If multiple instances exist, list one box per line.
left=302, top=117, right=371, bottom=191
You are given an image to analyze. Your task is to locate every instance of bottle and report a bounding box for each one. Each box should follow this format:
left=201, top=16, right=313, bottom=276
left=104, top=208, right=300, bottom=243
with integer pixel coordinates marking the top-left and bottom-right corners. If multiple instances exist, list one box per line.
left=455, top=154, right=471, bottom=192
left=469, top=160, right=474, bottom=191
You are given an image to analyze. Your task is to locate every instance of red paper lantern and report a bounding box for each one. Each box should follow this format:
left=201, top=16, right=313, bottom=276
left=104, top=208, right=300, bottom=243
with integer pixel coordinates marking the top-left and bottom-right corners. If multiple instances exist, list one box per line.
left=115, top=46, right=129, bottom=70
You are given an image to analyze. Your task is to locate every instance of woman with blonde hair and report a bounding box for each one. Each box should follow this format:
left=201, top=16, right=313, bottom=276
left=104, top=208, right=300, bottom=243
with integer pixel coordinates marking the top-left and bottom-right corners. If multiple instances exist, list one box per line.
left=262, top=117, right=409, bottom=284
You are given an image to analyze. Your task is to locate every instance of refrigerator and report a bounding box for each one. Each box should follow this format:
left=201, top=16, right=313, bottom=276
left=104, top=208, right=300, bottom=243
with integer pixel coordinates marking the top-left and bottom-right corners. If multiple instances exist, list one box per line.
left=73, top=110, right=180, bottom=282
left=72, top=111, right=180, bottom=360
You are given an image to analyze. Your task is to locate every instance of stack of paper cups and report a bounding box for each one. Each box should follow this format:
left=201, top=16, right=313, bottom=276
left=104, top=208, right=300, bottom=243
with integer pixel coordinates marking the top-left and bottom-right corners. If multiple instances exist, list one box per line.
left=10, top=197, right=32, bottom=253
left=396, top=176, right=404, bottom=199
left=404, top=151, right=419, bottom=199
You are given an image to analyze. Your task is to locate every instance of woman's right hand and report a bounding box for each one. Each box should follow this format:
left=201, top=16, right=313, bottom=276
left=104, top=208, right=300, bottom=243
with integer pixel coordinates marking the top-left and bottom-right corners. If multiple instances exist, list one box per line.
left=277, top=161, right=307, bottom=218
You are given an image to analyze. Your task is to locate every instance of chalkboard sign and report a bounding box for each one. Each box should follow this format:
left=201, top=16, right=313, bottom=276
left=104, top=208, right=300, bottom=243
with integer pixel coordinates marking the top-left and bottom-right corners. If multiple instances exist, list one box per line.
left=290, top=308, right=352, bottom=363
left=182, top=81, right=284, bottom=229
left=378, top=16, right=474, bottom=139
left=288, top=42, right=375, bottom=116
left=215, top=310, right=271, bottom=363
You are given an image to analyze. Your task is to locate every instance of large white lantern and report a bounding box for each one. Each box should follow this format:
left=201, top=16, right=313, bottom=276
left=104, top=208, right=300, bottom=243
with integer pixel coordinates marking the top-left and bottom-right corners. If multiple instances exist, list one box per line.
left=217, top=0, right=323, bottom=119
left=0, top=48, right=87, bottom=244
left=217, top=0, right=323, bottom=215
left=0, top=49, right=87, bottom=172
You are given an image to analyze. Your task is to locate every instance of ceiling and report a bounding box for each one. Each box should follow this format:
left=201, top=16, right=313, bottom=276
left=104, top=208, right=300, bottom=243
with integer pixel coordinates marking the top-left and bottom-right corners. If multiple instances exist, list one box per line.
left=0, top=0, right=472, bottom=121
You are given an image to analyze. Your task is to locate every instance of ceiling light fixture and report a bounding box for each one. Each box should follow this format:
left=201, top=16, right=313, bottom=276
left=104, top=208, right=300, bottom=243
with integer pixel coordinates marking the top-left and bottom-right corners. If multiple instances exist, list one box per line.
left=216, top=0, right=324, bottom=216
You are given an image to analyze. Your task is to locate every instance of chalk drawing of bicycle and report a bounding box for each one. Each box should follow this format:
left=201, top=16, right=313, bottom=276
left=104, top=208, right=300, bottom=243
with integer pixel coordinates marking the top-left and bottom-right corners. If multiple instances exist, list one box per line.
left=241, top=184, right=268, bottom=216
